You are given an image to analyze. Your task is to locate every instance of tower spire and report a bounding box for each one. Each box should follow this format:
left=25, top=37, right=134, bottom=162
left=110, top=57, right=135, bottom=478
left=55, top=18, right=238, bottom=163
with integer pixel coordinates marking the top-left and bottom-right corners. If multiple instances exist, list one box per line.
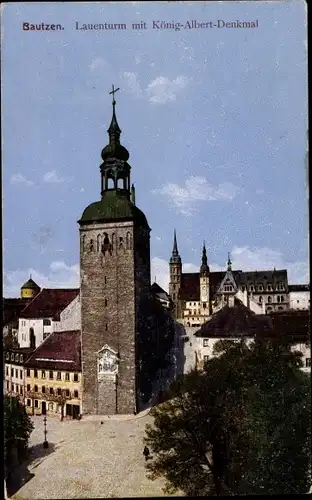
left=170, top=229, right=181, bottom=264
left=108, top=84, right=121, bottom=139
left=200, top=241, right=209, bottom=275
left=227, top=252, right=232, bottom=271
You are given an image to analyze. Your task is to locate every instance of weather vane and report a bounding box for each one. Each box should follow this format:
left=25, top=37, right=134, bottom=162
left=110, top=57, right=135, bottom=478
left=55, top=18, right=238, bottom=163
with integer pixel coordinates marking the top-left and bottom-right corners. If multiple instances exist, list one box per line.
left=109, top=84, right=120, bottom=105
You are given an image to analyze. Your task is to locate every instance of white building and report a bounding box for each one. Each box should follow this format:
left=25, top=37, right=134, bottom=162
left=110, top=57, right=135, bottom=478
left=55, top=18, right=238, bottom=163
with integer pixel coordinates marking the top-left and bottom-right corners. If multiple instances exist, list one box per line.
left=18, top=289, right=79, bottom=348
left=289, top=285, right=310, bottom=310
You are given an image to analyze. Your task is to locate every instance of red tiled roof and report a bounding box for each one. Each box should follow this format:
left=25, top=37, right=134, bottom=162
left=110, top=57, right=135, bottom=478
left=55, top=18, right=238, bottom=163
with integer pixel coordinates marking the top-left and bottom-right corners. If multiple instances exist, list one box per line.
left=264, top=310, right=310, bottom=343
left=194, top=300, right=272, bottom=338
left=179, top=269, right=289, bottom=301
left=24, top=330, right=81, bottom=371
left=179, top=271, right=227, bottom=301
left=20, top=288, right=79, bottom=320
left=3, top=298, right=31, bottom=325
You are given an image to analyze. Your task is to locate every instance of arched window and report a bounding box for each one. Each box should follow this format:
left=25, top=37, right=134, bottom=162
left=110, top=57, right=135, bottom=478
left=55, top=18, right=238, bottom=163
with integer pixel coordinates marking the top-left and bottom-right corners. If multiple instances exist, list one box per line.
left=259, top=296, right=263, bottom=303
left=81, top=234, right=86, bottom=252
left=89, top=239, right=94, bottom=252
left=281, top=296, right=284, bottom=302
left=15, top=354, right=19, bottom=362
left=117, top=178, right=124, bottom=189
left=277, top=295, right=280, bottom=303
left=277, top=282, right=284, bottom=291
left=29, top=328, right=36, bottom=349
left=278, top=306, right=283, bottom=310
left=107, top=177, right=115, bottom=189
left=268, top=296, right=272, bottom=304
left=126, top=232, right=132, bottom=250
left=250, top=285, right=255, bottom=292
left=267, top=283, right=272, bottom=291
left=241, top=286, right=245, bottom=292
left=20, top=355, right=23, bottom=362
left=267, top=307, right=273, bottom=312
left=6, top=353, right=9, bottom=361
left=97, top=234, right=101, bottom=252
left=258, top=284, right=263, bottom=291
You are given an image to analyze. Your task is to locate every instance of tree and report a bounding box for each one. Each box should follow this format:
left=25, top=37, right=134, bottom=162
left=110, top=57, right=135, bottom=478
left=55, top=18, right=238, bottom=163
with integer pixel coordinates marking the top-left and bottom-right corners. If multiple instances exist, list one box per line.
left=144, top=338, right=311, bottom=496
left=4, top=395, right=34, bottom=478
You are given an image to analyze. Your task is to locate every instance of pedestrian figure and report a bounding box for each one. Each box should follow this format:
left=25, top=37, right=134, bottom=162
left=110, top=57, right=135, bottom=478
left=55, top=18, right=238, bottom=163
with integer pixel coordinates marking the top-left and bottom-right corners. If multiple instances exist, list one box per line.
left=143, top=446, right=150, bottom=461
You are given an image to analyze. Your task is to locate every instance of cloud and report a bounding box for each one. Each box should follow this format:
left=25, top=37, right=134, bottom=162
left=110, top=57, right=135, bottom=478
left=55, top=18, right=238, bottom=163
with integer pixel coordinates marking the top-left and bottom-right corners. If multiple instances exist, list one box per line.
left=4, top=248, right=307, bottom=299
left=43, top=171, right=66, bottom=183
left=4, top=261, right=80, bottom=297
left=122, top=72, right=143, bottom=98
left=10, top=173, right=34, bottom=186
left=146, top=75, right=190, bottom=104
left=121, top=72, right=190, bottom=104
left=155, top=176, right=242, bottom=215
left=89, top=57, right=107, bottom=72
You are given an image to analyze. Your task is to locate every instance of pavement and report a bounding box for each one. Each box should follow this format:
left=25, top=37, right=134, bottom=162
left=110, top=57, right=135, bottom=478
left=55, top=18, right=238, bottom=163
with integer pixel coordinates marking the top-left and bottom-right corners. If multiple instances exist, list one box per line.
left=9, top=412, right=181, bottom=499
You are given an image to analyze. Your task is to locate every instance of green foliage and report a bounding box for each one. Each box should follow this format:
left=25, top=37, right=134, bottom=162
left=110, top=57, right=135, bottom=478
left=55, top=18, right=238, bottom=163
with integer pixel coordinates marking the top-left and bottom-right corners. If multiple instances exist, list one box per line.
left=145, top=339, right=311, bottom=496
left=4, top=395, right=34, bottom=474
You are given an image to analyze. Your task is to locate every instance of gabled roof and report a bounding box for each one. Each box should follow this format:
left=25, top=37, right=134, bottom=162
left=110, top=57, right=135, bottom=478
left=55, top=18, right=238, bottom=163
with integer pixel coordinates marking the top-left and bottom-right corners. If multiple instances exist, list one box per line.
left=194, top=299, right=272, bottom=338
left=3, top=298, right=31, bottom=325
left=262, top=310, right=310, bottom=343
left=151, top=282, right=171, bottom=302
left=20, top=288, right=80, bottom=320
left=179, top=269, right=289, bottom=302
left=24, top=330, right=81, bottom=371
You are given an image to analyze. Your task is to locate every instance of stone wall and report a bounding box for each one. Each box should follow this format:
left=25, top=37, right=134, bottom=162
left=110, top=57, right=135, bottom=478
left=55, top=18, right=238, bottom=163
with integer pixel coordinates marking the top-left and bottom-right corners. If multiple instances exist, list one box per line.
left=80, top=221, right=136, bottom=415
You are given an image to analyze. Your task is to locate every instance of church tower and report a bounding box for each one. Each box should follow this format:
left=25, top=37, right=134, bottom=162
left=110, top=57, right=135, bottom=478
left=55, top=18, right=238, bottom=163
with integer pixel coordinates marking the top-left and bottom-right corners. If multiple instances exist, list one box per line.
left=78, top=86, right=151, bottom=415
left=169, top=230, right=182, bottom=319
left=199, top=242, right=210, bottom=318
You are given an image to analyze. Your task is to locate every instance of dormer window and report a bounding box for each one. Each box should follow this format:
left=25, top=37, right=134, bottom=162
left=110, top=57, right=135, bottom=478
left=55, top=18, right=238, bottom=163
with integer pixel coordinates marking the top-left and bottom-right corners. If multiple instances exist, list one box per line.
left=11, top=354, right=14, bottom=361
left=250, top=285, right=255, bottom=292
left=276, top=282, right=284, bottom=291
left=15, top=354, right=19, bottom=362
left=267, top=283, right=272, bottom=291
left=258, top=284, right=263, bottom=291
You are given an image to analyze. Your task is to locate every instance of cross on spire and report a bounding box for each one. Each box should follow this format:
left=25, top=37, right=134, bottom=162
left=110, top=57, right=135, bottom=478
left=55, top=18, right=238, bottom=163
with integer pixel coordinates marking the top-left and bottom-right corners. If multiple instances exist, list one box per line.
left=109, top=84, right=120, bottom=105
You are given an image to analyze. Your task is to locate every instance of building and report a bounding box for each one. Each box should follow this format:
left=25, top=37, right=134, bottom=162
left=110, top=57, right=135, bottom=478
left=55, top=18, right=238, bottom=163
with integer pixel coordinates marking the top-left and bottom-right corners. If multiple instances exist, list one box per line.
left=78, top=89, right=175, bottom=415
left=4, top=347, right=34, bottom=400
left=24, top=330, right=81, bottom=418
left=169, top=233, right=291, bottom=325
left=192, top=299, right=272, bottom=370
left=289, top=284, right=310, bottom=310
left=18, top=288, right=79, bottom=349
left=181, top=301, right=310, bottom=373
left=3, top=277, right=40, bottom=344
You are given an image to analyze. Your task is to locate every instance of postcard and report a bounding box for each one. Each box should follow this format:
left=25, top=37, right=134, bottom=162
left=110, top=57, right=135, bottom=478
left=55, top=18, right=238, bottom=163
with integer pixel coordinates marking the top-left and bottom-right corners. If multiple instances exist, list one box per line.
left=2, top=1, right=309, bottom=498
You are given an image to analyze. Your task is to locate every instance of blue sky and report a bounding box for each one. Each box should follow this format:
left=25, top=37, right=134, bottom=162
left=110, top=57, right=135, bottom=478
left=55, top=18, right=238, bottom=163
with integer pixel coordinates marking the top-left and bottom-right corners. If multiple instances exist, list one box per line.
left=2, top=1, right=308, bottom=296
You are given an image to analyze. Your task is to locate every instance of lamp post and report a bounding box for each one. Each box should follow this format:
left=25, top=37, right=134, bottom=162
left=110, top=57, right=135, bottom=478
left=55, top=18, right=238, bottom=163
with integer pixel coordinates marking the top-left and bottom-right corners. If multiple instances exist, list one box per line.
left=43, top=416, right=48, bottom=448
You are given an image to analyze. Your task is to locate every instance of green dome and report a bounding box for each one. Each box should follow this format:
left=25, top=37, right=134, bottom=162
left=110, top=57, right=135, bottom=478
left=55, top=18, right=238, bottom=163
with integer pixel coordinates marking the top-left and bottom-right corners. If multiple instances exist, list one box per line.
left=79, top=190, right=148, bottom=227
left=21, top=278, right=40, bottom=290
left=101, top=143, right=129, bottom=162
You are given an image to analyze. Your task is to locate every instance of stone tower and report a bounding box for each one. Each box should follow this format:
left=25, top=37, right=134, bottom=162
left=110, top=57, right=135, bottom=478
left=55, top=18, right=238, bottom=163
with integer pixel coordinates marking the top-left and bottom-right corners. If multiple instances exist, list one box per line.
left=78, top=87, right=151, bottom=415
left=199, top=242, right=210, bottom=318
left=169, top=230, right=182, bottom=319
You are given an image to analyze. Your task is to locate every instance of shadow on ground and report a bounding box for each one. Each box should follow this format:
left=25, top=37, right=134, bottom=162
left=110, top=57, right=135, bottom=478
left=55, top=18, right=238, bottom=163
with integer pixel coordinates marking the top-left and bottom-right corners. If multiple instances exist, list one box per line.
left=6, top=442, right=57, bottom=498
